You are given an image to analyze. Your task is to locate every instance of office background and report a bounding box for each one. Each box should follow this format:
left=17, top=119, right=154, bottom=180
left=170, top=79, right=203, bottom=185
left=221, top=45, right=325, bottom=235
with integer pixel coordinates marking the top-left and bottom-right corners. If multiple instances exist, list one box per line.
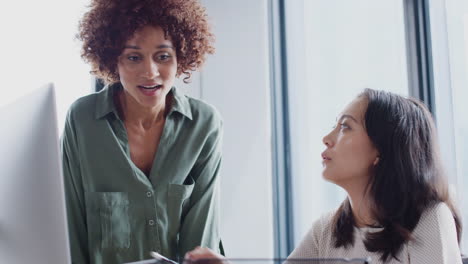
left=0, top=0, right=466, bottom=258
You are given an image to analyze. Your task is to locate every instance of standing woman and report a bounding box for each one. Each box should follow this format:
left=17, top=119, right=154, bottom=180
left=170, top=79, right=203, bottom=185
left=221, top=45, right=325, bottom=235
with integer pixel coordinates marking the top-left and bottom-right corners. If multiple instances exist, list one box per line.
left=62, top=0, right=222, bottom=263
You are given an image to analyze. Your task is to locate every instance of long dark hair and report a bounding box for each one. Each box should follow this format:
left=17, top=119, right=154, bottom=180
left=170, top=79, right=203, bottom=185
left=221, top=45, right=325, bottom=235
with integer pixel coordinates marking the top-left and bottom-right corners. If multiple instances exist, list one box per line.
left=332, top=89, right=462, bottom=261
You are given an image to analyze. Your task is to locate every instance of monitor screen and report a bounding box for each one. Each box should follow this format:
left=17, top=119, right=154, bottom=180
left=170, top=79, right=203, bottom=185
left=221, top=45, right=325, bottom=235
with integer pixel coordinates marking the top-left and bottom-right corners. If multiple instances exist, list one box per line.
left=0, top=83, right=71, bottom=264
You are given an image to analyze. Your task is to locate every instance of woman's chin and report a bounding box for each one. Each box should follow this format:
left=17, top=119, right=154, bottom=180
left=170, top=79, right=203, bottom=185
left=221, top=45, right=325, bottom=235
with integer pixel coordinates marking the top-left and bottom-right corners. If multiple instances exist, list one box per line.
left=322, top=169, right=340, bottom=184
left=135, top=93, right=167, bottom=108
left=321, top=171, right=332, bottom=181
left=321, top=165, right=330, bottom=176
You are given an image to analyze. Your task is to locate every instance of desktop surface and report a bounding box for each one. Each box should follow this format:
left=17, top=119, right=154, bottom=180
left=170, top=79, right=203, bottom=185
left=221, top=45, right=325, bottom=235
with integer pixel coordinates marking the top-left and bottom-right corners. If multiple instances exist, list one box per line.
left=126, top=258, right=371, bottom=264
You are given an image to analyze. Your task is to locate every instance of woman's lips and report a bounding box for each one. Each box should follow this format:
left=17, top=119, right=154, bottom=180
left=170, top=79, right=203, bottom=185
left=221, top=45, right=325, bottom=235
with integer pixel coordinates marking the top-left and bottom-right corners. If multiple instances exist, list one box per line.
left=321, top=152, right=332, bottom=165
left=138, top=84, right=162, bottom=90
left=138, top=84, right=163, bottom=96
left=321, top=152, right=332, bottom=161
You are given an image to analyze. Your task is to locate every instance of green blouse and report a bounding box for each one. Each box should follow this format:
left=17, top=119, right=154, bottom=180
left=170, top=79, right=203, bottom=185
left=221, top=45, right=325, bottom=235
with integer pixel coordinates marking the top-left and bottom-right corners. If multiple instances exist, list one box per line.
left=61, top=84, right=223, bottom=264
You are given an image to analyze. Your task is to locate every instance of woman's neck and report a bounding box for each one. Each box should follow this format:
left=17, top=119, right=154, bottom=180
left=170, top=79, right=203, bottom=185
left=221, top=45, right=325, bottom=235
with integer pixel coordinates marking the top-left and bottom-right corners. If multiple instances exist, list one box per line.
left=345, top=181, right=376, bottom=227
left=117, top=91, right=172, bottom=130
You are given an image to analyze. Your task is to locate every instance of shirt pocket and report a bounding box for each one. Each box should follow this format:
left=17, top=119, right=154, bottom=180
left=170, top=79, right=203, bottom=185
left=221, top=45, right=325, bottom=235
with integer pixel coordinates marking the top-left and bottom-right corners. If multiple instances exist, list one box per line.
left=167, top=177, right=195, bottom=231
left=86, top=192, right=131, bottom=250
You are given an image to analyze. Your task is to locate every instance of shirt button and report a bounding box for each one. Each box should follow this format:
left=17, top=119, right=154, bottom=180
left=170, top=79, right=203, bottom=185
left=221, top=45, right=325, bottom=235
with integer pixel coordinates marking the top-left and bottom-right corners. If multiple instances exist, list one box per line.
left=146, top=191, right=152, bottom=197
left=148, top=220, right=155, bottom=226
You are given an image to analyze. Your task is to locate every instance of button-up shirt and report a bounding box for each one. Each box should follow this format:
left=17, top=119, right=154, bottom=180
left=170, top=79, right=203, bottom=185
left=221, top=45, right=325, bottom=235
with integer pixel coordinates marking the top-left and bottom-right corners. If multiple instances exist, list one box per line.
left=61, top=83, right=223, bottom=264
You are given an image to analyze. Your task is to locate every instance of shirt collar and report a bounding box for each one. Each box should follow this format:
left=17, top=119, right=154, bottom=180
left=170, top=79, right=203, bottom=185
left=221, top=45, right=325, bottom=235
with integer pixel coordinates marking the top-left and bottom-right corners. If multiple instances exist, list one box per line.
left=94, top=83, right=193, bottom=120
left=94, top=83, right=119, bottom=119
left=170, top=86, right=193, bottom=120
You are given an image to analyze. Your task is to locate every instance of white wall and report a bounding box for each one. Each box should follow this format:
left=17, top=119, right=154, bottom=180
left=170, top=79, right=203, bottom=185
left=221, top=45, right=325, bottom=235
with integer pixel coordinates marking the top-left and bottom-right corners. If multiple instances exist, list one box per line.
left=0, top=0, right=92, bottom=130
left=197, top=0, right=274, bottom=258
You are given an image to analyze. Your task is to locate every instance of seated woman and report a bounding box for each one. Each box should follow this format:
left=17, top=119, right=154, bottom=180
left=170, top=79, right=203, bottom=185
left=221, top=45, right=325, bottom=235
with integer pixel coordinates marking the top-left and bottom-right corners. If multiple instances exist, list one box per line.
left=185, top=89, right=462, bottom=263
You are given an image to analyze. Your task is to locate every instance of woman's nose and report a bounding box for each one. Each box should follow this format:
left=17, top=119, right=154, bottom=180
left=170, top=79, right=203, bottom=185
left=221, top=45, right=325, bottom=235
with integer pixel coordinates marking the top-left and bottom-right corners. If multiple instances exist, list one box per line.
left=143, top=60, right=160, bottom=79
left=322, top=131, right=334, bottom=147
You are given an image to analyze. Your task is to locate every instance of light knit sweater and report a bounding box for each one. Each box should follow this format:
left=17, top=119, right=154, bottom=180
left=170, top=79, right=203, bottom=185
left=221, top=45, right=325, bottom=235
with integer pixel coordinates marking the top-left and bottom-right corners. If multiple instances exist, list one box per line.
left=288, top=203, right=462, bottom=264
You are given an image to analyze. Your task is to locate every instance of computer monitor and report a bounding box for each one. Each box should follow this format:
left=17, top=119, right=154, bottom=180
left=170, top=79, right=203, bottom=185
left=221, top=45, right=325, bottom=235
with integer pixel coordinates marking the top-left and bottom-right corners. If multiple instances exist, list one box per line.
left=0, top=83, right=71, bottom=264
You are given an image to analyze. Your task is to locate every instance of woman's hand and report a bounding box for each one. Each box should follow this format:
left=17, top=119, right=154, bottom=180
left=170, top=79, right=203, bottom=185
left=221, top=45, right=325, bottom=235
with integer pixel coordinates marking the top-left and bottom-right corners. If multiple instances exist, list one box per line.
left=184, top=246, right=225, bottom=264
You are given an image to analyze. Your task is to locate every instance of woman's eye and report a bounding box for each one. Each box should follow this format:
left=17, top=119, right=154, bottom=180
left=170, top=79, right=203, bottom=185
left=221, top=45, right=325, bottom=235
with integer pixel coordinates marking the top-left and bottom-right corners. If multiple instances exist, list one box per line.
left=127, top=55, right=141, bottom=62
left=339, top=123, right=349, bottom=130
left=158, top=54, right=172, bottom=61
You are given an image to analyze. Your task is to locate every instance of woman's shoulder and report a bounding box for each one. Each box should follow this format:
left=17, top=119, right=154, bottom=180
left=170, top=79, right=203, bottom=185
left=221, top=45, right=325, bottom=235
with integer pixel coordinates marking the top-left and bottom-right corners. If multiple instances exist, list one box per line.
left=317, top=209, right=338, bottom=237
left=67, top=85, right=116, bottom=122
left=303, top=209, right=337, bottom=243
left=68, top=93, right=98, bottom=113
left=412, top=202, right=457, bottom=241
left=408, top=203, right=462, bottom=262
left=288, top=210, right=337, bottom=258
left=301, top=210, right=336, bottom=238
left=419, top=202, right=454, bottom=226
left=64, top=92, right=101, bottom=124
left=175, top=90, right=223, bottom=129
left=187, top=96, right=222, bottom=121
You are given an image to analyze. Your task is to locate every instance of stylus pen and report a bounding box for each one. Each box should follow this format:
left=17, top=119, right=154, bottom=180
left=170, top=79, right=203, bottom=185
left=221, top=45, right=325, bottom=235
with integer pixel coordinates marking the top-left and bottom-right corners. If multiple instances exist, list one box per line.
left=150, top=251, right=179, bottom=264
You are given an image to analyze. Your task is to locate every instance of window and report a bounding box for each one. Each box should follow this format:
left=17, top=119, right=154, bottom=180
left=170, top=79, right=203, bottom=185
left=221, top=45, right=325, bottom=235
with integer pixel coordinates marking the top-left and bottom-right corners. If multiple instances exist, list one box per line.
left=283, top=0, right=409, bottom=246
left=429, top=0, right=468, bottom=252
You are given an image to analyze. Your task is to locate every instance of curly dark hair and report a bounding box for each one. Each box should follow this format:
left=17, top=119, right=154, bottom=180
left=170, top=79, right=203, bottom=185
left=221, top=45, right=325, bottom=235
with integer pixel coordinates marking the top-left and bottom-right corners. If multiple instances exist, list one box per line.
left=78, top=0, right=215, bottom=84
